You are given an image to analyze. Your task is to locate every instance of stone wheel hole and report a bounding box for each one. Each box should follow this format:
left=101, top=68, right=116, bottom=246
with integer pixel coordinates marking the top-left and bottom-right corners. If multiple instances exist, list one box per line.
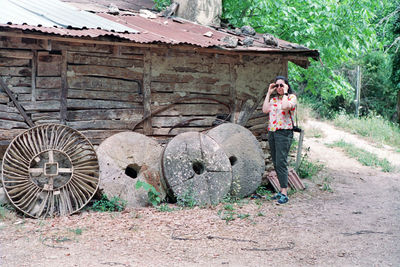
left=192, top=160, right=205, bottom=175
left=125, top=163, right=141, bottom=179
left=229, top=155, right=238, bottom=166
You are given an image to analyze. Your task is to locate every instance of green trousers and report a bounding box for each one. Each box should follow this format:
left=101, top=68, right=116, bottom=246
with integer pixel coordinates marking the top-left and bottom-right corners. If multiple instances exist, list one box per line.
left=268, top=129, right=293, bottom=189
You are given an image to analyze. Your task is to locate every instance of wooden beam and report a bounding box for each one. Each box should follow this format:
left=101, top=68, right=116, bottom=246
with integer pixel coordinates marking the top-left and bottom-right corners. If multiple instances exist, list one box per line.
left=0, top=31, right=318, bottom=60
left=31, top=50, right=37, bottom=101
left=60, top=50, right=68, bottom=124
left=0, top=77, right=34, bottom=127
left=142, top=50, right=153, bottom=135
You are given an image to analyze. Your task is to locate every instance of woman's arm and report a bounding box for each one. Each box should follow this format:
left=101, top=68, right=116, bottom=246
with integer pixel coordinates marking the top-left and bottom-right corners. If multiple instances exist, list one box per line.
left=281, top=84, right=296, bottom=111
left=262, top=83, right=276, bottom=114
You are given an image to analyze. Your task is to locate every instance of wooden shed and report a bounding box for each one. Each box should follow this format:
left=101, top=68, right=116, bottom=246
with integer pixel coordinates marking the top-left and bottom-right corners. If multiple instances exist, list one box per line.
left=0, top=0, right=319, bottom=158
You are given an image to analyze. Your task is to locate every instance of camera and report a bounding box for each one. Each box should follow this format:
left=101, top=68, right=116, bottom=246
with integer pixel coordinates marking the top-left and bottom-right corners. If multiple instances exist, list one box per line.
left=292, top=126, right=302, bottom=133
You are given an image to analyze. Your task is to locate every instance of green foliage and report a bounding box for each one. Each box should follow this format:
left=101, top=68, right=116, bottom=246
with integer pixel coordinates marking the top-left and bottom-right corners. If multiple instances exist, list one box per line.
left=329, top=140, right=395, bottom=172
left=135, top=181, right=161, bottom=207
left=176, top=188, right=197, bottom=208
left=297, top=147, right=324, bottom=179
left=91, top=194, right=126, bottom=212
left=222, top=0, right=399, bottom=120
left=69, top=228, right=83, bottom=235
left=153, top=0, right=171, bottom=11
left=156, top=203, right=174, bottom=212
left=334, top=113, right=400, bottom=150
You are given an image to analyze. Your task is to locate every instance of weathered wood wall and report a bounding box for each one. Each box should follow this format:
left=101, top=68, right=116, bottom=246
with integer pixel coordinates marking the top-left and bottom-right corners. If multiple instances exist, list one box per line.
left=0, top=34, right=287, bottom=155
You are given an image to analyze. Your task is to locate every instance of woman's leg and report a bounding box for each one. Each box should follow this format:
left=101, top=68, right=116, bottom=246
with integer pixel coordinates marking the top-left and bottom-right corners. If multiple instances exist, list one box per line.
left=274, top=130, right=293, bottom=194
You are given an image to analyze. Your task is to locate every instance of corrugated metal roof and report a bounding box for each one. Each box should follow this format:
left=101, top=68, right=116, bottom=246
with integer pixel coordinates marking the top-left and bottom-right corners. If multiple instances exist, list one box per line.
left=0, top=0, right=137, bottom=33
left=0, top=0, right=319, bottom=58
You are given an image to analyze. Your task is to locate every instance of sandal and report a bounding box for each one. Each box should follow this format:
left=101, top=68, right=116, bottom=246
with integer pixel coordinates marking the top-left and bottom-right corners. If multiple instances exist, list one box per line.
left=271, top=192, right=282, bottom=200
left=276, top=194, right=289, bottom=204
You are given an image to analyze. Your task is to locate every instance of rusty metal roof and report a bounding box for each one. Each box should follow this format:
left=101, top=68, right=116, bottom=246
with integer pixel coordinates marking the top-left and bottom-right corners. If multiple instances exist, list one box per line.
left=0, top=0, right=319, bottom=59
left=0, top=0, right=137, bottom=33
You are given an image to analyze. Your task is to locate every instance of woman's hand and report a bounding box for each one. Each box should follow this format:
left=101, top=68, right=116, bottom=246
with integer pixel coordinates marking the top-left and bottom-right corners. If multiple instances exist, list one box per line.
left=283, top=84, right=289, bottom=94
left=267, top=83, right=276, bottom=95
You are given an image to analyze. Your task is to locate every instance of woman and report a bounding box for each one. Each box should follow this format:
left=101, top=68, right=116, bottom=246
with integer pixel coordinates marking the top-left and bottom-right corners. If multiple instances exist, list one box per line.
left=262, top=76, right=297, bottom=204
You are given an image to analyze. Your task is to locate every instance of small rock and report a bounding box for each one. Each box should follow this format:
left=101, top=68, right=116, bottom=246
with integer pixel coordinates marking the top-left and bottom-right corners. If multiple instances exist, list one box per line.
left=234, top=28, right=242, bottom=35
left=203, top=31, right=213, bottom=38
left=243, top=37, right=254, bottom=46
left=241, top=25, right=256, bottom=36
left=139, top=9, right=157, bottom=19
left=222, top=36, right=238, bottom=48
left=108, top=3, right=119, bottom=15
left=263, top=33, right=279, bottom=47
left=0, top=187, right=10, bottom=205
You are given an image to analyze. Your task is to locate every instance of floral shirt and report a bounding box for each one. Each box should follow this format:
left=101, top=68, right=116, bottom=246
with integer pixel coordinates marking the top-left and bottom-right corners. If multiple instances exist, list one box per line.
left=268, top=94, right=297, bottom=132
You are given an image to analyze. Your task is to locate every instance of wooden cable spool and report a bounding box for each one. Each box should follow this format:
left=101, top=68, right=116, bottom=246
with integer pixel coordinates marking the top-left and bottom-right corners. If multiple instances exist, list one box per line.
left=1, top=124, right=99, bottom=218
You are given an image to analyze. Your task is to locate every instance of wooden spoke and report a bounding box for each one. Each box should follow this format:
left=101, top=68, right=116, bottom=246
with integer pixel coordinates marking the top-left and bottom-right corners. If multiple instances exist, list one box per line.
left=1, top=124, right=99, bottom=218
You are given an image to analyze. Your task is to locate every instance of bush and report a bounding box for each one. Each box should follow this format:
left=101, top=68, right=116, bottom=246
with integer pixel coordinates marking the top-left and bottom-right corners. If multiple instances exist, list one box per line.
left=91, top=195, right=126, bottom=212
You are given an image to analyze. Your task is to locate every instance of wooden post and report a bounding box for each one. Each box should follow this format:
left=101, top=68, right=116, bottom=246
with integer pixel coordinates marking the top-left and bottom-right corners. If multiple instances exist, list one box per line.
left=142, top=50, right=153, bottom=135
left=397, top=90, right=400, bottom=123
left=355, top=65, right=361, bottom=117
left=60, top=50, right=68, bottom=124
left=295, top=129, right=305, bottom=172
left=31, top=50, right=37, bottom=102
left=0, top=78, right=34, bottom=128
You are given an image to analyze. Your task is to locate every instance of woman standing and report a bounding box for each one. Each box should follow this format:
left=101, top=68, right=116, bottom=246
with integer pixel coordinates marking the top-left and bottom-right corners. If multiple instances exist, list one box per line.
left=262, top=76, right=297, bottom=204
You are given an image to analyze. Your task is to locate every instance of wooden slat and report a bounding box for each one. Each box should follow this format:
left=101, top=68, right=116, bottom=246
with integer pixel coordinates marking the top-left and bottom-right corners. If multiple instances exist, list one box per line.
left=36, top=77, right=61, bottom=88
left=0, top=119, right=29, bottom=129
left=0, top=49, right=33, bottom=59
left=67, top=53, right=144, bottom=68
left=35, top=89, right=61, bottom=100
left=151, top=116, right=216, bottom=127
left=31, top=112, right=60, bottom=121
left=31, top=50, right=37, bottom=101
left=67, top=109, right=143, bottom=121
left=67, top=76, right=140, bottom=92
left=0, top=93, right=9, bottom=104
left=0, top=129, right=25, bottom=140
left=0, top=58, right=30, bottom=67
left=60, top=50, right=68, bottom=124
left=151, top=92, right=229, bottom=105
left=143, top=50, right=152, bottom=135
left=37, top=52, right=62, bottom=76
left=0, top=111, right=24, bottom=121
left=0, top=78, right=34, bottom=127
left=67, top=89, right=142, bottom=102
left=68, top=65, right=143, bottom=80
left=151, top=81, right=230, bottom=95
left=67, top=99, right=142, bottom=110
left=0, top=67, right=31, bottom=77
left=0, top=37, right=47, bottom=50
left=156, top=103, right=229, bottom=116
left=0, top=104, right=18, bottom=113
left=151, top=126, right=209, bottom=136
left=67, top=120, right=136, bottom=130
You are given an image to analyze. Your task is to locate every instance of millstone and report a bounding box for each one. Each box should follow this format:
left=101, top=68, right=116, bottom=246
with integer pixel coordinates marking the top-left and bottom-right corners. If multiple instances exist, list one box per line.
left=207, top=123, right=265, bottom=197
left=162, top=132, right=232, bottom=205
left=97, top=132, right=165, bottom=207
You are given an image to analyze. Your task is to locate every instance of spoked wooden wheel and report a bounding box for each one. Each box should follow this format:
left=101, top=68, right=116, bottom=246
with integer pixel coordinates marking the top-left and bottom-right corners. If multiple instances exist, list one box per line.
left=1, top=124, right=99, bottom=218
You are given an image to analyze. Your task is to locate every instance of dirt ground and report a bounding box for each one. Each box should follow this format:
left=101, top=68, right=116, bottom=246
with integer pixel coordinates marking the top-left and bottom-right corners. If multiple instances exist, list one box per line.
left=0, top=120, right=399, bottom=267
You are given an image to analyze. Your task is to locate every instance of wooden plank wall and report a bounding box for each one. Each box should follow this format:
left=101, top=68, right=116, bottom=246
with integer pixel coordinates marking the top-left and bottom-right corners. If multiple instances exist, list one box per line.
left=0, top=35, right=288, bottom=148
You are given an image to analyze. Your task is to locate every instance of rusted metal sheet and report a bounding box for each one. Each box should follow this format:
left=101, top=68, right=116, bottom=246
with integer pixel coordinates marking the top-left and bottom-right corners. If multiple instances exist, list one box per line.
left=266, top=169, right=305, bottom=193
left=0, top=0, right=319, bottom=58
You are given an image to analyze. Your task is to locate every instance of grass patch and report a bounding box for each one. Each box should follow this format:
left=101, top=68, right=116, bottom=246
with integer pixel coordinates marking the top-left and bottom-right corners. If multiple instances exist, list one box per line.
left=328, top=140, right=395, bottom=172
left=296, top=147, right=324, bottom=179
left=305, top=126, right=325, bottom=138
left=333, top=113, right=400, bottom=150
left=91, top=194, right=126, bottom=212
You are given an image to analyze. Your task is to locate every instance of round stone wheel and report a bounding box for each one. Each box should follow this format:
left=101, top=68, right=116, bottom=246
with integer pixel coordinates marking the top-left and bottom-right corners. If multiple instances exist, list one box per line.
left=207, top=123, right=265, bottom=197
left=1, top=124, right=99, bottom=218
left=97, top=132, right=166, bottom=207
left=162, top=132, right=232, bottom=205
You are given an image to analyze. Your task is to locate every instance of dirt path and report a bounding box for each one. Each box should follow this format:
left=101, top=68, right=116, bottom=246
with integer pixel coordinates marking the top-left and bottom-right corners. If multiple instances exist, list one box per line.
left=0, top=121, right=399, bottom=267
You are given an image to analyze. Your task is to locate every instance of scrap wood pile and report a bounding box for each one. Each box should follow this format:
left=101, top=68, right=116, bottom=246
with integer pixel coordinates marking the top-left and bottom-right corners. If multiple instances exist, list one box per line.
left=1, top=122, right=271, bottom=218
